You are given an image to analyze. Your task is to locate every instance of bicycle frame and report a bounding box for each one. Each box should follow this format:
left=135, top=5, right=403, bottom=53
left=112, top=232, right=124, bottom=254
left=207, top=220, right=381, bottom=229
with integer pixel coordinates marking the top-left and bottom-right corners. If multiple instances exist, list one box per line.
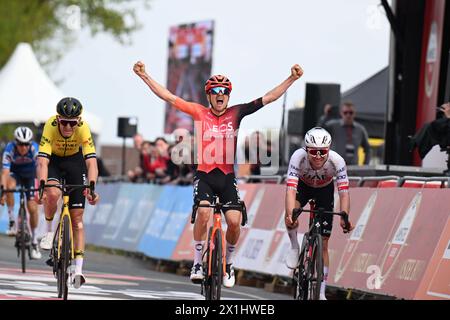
left=191, top=198, right=247, bottom=300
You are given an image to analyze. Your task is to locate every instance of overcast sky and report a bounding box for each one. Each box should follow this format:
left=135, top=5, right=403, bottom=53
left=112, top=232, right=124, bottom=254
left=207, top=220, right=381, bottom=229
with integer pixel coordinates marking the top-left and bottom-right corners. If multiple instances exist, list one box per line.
left=54, top=0, right=391, bottom=146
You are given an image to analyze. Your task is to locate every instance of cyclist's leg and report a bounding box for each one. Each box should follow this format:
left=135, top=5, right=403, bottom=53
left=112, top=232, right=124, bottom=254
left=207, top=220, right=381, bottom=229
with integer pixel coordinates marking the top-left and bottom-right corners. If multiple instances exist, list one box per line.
left=286, top=181, right=311, bottom=268
left=44, top=155, right=63, bottom=230
left=191, top=171, right=213, bottom=281
left=314, top=182, right=334, bottom=299
left=64, top=152, right=87, bottom=285
left=221, top=172, right=243, bottom=288
left=5, top=174, right=17, bottom=235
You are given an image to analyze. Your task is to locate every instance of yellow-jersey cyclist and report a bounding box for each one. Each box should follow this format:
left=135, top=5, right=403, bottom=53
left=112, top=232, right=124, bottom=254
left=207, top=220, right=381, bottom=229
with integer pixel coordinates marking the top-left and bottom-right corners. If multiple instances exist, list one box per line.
left=36, top=97, right=100, bottom=289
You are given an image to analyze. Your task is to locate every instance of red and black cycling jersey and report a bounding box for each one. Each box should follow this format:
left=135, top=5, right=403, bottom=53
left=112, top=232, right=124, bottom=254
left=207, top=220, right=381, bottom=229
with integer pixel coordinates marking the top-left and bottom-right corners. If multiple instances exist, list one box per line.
left=172, top=97, right=264, bottom=174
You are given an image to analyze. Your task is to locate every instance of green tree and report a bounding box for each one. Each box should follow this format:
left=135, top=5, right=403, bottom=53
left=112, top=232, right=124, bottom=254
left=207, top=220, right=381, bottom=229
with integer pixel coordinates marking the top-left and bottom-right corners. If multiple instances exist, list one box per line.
left=0, top=0, right=151, bottom=68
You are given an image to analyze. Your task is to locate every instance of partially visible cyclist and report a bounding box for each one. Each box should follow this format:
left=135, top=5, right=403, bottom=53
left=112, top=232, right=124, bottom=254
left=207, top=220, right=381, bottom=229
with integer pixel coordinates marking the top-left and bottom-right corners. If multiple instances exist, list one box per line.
left=1, top=127, right=42, bottom=259
left=36, top=97, right=100, bottom=289
left=134, top=60, right=303, bottom=288
left=284, top=127, right=354, bottom=300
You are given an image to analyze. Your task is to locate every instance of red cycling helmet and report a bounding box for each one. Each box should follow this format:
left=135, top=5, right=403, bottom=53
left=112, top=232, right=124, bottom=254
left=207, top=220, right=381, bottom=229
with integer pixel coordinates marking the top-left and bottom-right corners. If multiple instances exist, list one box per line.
left=204, top=75, right=232, bottom=94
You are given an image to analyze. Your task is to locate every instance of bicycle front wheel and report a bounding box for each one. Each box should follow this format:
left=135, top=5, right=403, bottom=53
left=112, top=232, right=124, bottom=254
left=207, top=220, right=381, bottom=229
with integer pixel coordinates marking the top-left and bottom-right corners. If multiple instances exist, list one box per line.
left=294, top=235, right=309, bottom=300
left=19, top=207, right=27, bottom=273
left=57, top=215, right=71, bottom=300
left=307, top=235, right=323, bottom=300
left=205, top=227, right=223, bottom=300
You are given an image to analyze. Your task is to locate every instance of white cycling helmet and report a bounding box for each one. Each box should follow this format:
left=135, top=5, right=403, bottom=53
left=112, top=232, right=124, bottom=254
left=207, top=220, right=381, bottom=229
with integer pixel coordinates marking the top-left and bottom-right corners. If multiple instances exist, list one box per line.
left=304, top=127, right=332, bottom=148
left=14, top=126, right=33, bottom=144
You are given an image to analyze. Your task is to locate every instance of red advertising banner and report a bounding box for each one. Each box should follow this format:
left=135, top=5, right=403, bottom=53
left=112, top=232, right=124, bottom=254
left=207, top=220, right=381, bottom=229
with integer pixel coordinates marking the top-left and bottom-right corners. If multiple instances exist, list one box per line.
left=164, top=20, right=214, bottom=134
left=414, top=0, right=446, bottom=165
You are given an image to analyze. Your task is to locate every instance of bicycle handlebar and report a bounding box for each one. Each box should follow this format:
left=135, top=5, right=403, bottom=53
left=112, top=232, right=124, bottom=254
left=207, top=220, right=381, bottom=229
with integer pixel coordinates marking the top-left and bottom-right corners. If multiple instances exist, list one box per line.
left=38, top=180, right=96, bottom=201
left=292, top=207, right=351, bottom=233
left=191, top=201, right=248, bottom=226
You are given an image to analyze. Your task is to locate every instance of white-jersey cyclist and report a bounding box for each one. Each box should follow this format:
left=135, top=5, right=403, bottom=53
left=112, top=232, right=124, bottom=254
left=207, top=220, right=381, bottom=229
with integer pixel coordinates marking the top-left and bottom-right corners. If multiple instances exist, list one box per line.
left=284, top=127, right=354, bottom=300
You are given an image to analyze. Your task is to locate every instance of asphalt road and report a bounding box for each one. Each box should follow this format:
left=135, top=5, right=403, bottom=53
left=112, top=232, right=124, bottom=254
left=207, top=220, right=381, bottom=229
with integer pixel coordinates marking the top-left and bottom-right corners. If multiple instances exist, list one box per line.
left=0, top=235, right=290, bottom=300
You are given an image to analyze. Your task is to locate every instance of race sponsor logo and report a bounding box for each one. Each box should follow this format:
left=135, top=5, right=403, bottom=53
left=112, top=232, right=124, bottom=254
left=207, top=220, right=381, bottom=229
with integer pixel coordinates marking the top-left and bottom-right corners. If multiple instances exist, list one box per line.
left=379, top=192, right=422, bottom=285
left=335, top=191, right=378, bottom=282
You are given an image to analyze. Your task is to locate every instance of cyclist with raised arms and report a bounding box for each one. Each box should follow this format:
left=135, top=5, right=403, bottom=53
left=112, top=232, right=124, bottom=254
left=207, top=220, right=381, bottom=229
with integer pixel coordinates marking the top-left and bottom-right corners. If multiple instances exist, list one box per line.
left=1, top=127, right=42, bottom=259
left=285, top=127, right=354, bottom=300
left=36, top=97, right=100, bottom=289
left=134, top=61, right=303, bottom=288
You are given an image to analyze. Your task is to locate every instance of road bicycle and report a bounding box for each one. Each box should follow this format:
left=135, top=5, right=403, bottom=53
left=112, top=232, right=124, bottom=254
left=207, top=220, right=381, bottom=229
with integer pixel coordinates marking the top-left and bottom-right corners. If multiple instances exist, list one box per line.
left=1, top=183, right=39, bottom=273
left=191, top=197, right=247, bottom=300
left=291, top=199, right=350, bottom=300
left=39, top=180, right=95, bottom=300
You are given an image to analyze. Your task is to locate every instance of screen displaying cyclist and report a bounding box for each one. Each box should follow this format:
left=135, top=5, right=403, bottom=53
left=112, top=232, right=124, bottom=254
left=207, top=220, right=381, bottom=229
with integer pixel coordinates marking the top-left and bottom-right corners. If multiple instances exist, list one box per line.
left=134, top=60, right=303, bottom=288
left=1, top=126, right=42, bottom=259
left=36, top=97, right=100, bottom=289
left=285, top=127, right=354, bottom=300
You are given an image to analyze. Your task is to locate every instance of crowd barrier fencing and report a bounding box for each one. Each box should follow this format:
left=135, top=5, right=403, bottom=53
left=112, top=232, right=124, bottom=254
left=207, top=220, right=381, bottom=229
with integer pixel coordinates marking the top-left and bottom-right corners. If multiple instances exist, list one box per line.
left=0, top=181, right=449, bottom=300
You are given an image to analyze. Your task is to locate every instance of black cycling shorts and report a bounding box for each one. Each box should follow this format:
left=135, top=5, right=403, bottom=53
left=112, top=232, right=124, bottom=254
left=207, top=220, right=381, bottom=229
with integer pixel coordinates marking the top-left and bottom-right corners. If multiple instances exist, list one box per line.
left=48, top=151, right=87, bottom=209
left=296, top=180, right=335, bottom=237
left=193, top=168, right=241, bottom=212
left=10, top=173, right=36, bottom=200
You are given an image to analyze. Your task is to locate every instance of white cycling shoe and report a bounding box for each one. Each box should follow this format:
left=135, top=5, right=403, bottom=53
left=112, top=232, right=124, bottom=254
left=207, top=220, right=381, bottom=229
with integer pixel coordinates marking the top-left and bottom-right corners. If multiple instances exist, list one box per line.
left=30, top=244, right=42, bottom=259
left=223, top=264, right=235, bottom=288
left=73, top=273, right=86, bottom=289
left=40, top=232, right=54, bottom=250
left=285, top=248, right=300, bottom=269
left=320, top=293, right=327, bottom=300
left=190, top=263, right=204, bottom=283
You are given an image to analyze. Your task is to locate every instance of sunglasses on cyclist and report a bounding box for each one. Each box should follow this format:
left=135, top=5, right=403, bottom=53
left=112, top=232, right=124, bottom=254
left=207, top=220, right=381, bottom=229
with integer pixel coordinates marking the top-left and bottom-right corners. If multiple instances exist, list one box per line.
left=343, top=111, right=354, bottom=115
left=16, top=142, right=30, bottom=146
left=209, top=87, right=230, bottom=95
left=58, top=119, right=79, bottom=128
left=307, top=148, right=329, bottom=158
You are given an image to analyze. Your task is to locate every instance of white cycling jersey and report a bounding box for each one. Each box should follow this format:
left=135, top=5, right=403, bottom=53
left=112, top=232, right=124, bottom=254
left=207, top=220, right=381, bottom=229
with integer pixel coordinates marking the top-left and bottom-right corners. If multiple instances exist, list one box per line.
left=286, top=148, right=349, bottom=193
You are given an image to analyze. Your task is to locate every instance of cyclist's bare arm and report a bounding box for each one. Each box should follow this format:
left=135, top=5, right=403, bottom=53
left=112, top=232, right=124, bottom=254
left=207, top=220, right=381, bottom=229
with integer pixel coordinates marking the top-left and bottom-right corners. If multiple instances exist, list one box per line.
left=262, top=64, right=303, bottom=106
left=338, top=191, right=353, bottom=231
left=85, top=157, right=99, bottom=204
left=36, top=157, right=49, bottom=185
left=0, top=169, right=9, bottom=204
left=285, top=188, right=299, bottom=228
left=133, top=61, right=177, bottom=104
left=1, top=168, right=9, bottom=189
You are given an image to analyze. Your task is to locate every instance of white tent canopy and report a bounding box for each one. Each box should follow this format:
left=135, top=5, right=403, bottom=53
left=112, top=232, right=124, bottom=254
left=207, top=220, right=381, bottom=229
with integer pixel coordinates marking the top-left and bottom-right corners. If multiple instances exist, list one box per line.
left=0, top=43, right=101, bottom=134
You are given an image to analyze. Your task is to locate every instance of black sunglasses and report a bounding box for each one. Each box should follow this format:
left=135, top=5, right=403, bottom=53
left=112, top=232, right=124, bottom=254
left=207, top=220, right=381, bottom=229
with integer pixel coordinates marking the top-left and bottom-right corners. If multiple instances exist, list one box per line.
left=16, top=142, right=30, bottom=146
left=58, top=119, right=79, bottom=127
left=209, top=87, right=230, bottom=95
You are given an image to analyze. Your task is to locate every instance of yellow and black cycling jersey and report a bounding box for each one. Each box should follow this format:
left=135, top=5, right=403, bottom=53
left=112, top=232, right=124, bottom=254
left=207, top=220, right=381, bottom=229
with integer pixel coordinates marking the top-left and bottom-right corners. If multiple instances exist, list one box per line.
left=38, top=116, right=96, bottom=159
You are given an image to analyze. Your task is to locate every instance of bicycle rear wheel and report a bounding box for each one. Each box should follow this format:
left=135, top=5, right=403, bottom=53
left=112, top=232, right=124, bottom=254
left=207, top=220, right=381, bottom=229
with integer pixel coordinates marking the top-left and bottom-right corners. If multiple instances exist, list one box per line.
left=307, top=235, right=323, bottom=300
left=57, top=215, right=71, bottom=300
left=204, top=227, right=223, bottom=300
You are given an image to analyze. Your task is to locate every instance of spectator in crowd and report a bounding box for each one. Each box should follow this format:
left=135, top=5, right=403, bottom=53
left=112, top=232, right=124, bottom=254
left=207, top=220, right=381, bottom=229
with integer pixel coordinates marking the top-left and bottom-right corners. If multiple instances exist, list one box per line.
left=142, top=141, right=168, bottom=183
left=324, top=102, right=371, bottom=165
left=317, top=104, right=332, bottom=127
left=161, top=144, right=195, bottom=185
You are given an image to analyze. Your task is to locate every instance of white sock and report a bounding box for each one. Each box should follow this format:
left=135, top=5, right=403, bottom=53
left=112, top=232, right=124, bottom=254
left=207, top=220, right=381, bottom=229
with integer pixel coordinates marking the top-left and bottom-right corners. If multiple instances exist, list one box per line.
left=7, top=207, right=14, bottom=221
left=46, top=219, right=53, bottom=233
left=31, top=228, right=37, bottom=245
left=288, top=228, right=299, bottom=249
left=226, top=242, right=236, bottom=265
left=321, top=266, right=329, bottom=295
left=193, top=240, right=204, bottom=265
left=75, top=257, right=83, bottom=274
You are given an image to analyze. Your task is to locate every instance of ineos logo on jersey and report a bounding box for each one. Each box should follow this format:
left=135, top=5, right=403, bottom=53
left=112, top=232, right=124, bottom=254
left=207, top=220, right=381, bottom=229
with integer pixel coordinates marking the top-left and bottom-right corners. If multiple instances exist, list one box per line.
left=204, top=122, right=234, bottom=133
